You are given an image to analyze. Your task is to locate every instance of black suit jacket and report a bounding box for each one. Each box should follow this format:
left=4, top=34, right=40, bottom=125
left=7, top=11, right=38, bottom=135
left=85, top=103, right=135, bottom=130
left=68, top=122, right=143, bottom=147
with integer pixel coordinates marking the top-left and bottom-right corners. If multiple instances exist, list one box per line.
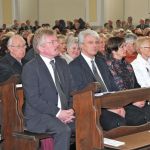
left=69, top=55, right=128, bottom=130
left=69, top=55, right=118, bottom=92
left=0, top=53, right=23, bottom=82
left=22, top=55, right=75, bottom=132
left=136, top=24, right=149, bottom=29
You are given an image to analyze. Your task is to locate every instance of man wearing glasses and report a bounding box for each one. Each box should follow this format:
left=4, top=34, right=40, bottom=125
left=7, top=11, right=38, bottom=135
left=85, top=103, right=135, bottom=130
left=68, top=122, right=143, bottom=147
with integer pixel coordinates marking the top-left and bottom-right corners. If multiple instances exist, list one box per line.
left=22, top=27, right=75, bottom=150
left=0, top=34, right=26, bottom=82
left=132, top=37, right=150, bottom=87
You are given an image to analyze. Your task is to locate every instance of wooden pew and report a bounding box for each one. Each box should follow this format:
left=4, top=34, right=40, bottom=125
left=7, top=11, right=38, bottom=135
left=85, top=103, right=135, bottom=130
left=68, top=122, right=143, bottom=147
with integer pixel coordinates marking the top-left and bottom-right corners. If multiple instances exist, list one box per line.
left=73, top=82, right=150, bottom=150
left=0, top=75, right=53, bottom=150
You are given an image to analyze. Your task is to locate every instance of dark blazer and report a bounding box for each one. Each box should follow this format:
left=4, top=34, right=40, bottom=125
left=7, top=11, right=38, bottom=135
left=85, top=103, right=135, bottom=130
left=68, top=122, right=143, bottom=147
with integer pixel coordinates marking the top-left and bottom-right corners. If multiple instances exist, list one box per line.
left=22, top=54, right=75, bottom=132
left=69, top=55, right=126, bottom=130
left=23, top=48, right=36, bottom=62
left=69, top=54, right=118, bottom=92
left=0, top=53, right=23, bottom=83
left=136, top=24, right=149, bottom=30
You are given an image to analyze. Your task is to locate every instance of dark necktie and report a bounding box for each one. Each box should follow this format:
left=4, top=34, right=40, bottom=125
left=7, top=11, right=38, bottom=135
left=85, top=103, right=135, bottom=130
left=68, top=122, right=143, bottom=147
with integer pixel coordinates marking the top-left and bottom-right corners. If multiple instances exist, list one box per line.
left=91, top=60, right=107, bottom=92
left=50, top=60, right=67, bottom=109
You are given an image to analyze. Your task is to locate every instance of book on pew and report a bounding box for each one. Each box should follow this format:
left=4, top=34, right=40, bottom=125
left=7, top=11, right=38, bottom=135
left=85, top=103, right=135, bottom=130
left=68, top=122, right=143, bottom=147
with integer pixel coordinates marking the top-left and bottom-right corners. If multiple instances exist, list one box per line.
left=104, top=138, right=125, bottom=147
left=95, top=91, right=116, bottom=97
left=16, top=84, right=22, bottom=88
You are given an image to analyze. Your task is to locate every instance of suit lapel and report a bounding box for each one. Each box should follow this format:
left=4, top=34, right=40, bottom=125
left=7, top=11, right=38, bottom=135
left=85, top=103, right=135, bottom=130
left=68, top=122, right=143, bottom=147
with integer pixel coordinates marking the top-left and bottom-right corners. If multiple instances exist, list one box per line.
left=36, top=55, right=57, bottom=90
left=95, top=56, right=112, bottom=90
left=79, top=55, right=95, bottom=81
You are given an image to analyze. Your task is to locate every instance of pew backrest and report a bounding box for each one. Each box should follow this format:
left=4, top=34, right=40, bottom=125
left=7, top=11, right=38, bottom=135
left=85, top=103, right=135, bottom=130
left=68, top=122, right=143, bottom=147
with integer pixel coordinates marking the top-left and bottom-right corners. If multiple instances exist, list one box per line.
left=73, top=82, right=150, bottom=150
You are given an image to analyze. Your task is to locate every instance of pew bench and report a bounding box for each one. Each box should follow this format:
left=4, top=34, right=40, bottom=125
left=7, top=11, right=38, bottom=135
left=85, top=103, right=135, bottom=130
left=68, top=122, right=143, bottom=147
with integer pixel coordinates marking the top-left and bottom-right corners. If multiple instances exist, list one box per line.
left=0, top=75, right=54, bottom=150
left=73, top=82, right=150, bottom=150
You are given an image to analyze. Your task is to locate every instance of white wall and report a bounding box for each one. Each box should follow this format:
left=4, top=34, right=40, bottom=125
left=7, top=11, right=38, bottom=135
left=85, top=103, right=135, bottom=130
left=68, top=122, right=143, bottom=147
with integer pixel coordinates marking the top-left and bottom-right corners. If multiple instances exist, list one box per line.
left=0, top=0, right=3, bottom=26
left=18, top=0, right=38, bottom=23
left=3, top=0, right=150, bottom=28
left=125, top=0, right=150, bottom=25
left=39, top=0, right=85, bottom=26
left=104, top=0, right=124, bottom=23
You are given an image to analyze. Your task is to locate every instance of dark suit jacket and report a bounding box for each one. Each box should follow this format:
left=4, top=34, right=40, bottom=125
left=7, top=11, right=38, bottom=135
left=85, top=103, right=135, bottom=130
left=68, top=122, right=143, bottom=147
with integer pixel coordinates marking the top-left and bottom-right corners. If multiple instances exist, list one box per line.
left=0, top=53, right=23, bottom=83
left=136, top=24, right=149, bottom=29
left=69, top=55, right=118, bottom=92
left=22, top=55, right=75, bottom=132
left=69, top=55, right=127, bottom=130
left=23, top=48, right=36, bottom=62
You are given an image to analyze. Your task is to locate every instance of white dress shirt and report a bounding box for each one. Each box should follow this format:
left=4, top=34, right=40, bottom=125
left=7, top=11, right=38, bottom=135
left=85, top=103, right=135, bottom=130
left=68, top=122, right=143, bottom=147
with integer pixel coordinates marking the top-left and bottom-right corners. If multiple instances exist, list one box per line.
left=131, top=54, right=150, bottom=87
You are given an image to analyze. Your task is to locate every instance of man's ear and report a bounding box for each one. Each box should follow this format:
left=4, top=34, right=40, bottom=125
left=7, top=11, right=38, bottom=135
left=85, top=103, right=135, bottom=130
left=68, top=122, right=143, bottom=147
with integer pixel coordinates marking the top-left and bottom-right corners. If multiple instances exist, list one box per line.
left=7, top=45, right=11, bottom=52
left=37, top=45, right=44, bottom=53
left=136, top=47, right=141, bottom=54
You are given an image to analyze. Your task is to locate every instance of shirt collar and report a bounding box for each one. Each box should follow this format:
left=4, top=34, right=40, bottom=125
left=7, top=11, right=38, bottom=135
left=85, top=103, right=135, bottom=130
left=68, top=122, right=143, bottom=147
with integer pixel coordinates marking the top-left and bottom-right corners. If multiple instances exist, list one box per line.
left=81, top=52, right=95, bottom=63
left=40, top=55, right=55, bottom=64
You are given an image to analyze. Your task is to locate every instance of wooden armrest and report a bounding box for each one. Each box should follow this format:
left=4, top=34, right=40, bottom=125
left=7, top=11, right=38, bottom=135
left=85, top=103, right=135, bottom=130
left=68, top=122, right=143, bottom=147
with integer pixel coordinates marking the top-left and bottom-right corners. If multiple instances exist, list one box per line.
left=72, top=82, right=100, bottom=95
left=13, top=131, right=51, bottom=140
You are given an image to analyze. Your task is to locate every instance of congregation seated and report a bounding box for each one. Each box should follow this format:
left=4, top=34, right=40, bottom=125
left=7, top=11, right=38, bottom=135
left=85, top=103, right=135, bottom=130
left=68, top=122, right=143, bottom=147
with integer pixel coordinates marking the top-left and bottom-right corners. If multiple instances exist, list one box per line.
left=69, top=29, right=127, bottom=131
left=1, top=16, right=150, bottom=150
left=105, top=36, right=150, bottom=127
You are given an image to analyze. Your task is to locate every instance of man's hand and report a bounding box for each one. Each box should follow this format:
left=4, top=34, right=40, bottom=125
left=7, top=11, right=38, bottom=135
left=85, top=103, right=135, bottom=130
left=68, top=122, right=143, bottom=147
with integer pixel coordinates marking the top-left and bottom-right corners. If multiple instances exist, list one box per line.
left=57, top=109, right=75, bottom=123
left=133, top=101, right=145, bottom=108
left=108, top=108, right=126, bottom=118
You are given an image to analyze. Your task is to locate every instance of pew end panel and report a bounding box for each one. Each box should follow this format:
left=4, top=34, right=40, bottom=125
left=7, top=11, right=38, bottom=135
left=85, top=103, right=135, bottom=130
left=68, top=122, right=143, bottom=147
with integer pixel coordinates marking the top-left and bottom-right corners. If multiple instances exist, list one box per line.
left=0, top=75, right=23, bottom=149
left=0, top=75, right=52, bottom=150
left=73, top=82, right=104, bottom=150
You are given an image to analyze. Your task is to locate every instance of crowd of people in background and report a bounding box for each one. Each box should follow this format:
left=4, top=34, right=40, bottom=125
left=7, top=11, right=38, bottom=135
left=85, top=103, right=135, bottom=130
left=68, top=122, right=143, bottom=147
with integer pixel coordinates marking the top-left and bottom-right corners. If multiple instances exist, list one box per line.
left=1, top=16, right=150, bottom=150
left=1, top=16, right=150, bottom=58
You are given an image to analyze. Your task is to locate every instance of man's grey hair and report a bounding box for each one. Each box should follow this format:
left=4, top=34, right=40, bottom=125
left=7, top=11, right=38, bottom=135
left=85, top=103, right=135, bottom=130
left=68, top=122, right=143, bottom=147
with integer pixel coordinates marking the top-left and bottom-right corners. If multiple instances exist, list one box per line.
left=125, top=33, right=137, bottom=43
left=33, top=27, right=55, bottom=53
left=78, top=29, right=99, bottom=46
left=7, top=34, right=25, bottom=46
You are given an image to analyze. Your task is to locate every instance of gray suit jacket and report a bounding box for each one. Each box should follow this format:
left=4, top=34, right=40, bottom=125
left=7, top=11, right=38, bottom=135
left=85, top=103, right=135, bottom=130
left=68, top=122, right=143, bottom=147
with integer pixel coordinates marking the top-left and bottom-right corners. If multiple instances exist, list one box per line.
left=22, top=55, right=75, bottom=132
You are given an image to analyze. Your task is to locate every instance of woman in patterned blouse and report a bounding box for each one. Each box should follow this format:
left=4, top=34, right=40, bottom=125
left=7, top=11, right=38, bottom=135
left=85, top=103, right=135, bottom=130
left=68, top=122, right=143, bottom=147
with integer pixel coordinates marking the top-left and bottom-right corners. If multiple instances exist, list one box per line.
left=105, top=36, right=150, bottom=126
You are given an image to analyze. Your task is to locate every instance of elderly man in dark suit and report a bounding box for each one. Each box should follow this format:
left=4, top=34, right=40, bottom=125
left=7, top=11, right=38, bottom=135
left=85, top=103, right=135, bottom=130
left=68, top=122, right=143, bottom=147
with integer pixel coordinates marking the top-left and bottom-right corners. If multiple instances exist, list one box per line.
left=22, top=27, right=75, bottom=150
left=69, top=29, right=126, bottom=131
left=0, top=34, right=26, bottom=82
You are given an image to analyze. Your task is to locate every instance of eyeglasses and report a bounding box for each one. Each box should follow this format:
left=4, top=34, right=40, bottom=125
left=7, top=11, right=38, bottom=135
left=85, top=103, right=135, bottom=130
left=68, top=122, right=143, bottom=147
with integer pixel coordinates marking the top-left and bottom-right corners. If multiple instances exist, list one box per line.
left=85, top=41, right=99, bottom=45
left=10, top=44, right=26, bottom=48
left=41, top=40, right=58, bottom=46
left=141, top=47, right=150, bottom=49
